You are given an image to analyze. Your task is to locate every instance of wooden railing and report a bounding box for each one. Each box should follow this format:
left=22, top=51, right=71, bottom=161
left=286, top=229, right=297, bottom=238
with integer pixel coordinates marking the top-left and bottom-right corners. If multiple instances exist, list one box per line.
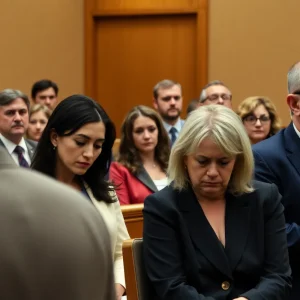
left=121, top=204, right=144, bottom=238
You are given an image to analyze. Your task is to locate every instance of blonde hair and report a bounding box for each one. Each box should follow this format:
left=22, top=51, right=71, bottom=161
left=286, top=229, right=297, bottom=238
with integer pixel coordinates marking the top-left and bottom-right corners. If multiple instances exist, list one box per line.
left=168, top=105, right=254, bottom=194
left=237, top=96, right=281, bottom=137
left=29, top=104, right=52, bottom=120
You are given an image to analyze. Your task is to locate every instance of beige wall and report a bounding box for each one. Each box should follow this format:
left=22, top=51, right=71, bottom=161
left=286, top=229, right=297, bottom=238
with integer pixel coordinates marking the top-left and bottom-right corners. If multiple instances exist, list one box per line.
left=0, top=0, right=299, bottom=125
left=0, top=0, right=84, bottom=102
left=209, top=0, right=300, bottom=126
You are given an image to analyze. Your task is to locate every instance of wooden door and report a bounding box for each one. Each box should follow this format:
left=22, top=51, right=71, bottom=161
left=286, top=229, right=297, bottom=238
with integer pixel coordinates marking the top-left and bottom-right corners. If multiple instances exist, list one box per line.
left=85, top=0, right=208, bottom=136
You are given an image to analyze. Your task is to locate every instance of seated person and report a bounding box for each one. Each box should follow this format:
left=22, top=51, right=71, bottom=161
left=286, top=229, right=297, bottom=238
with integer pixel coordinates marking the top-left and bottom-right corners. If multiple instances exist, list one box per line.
left=237, top=96, right=281, bottom=144
left=143, top=105, right=292, bottom=300
left=27, top=104, right=52, bottom=141
left=110, top=105, right=170, bottom=205
left=0, top=148, right=115, bottom=300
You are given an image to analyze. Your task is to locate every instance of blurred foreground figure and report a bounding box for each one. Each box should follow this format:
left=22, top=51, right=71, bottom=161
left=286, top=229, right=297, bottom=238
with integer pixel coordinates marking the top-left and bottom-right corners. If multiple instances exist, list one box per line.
left=0, top=148, right=115, bottom=300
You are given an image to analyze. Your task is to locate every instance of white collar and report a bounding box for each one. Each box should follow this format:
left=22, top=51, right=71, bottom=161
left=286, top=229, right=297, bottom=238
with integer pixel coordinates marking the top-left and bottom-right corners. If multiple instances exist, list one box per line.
left=163, top=118, right=183, bottom=133
left=0, top=134, right=27, bottom=154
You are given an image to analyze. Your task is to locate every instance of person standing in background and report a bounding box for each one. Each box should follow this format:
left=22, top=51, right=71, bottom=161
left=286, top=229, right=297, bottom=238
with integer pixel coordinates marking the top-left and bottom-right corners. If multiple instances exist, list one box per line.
left=153, top=79, right=184, bottom=146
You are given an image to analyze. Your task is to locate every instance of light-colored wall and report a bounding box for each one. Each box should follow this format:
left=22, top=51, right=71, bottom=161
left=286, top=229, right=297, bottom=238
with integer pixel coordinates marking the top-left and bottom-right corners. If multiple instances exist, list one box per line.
left=0, top=0, right=84, bottom=102
left=1, top=0, right=299, bottom=125
left=209, top=0, right=300, bottom=125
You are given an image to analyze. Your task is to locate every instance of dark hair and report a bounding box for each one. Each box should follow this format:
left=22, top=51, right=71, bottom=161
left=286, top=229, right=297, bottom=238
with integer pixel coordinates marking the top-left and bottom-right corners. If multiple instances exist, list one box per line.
left=31, top=79, right=59, bottom=99
left=118, top=105, right=170, bottom=174
left=31, top=94, right=116, bottom=203
left=186, top=99, right=199, bottom=115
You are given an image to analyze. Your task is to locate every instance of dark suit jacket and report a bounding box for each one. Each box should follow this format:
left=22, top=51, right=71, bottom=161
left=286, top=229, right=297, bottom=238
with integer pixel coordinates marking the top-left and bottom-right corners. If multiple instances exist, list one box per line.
left=253, top=123, right=300, bottom=277
left=0, top=137, right=37, bottom=162
left=110, top=162, right=158, bottom=205
left=143, top=181, right=291, bottom=300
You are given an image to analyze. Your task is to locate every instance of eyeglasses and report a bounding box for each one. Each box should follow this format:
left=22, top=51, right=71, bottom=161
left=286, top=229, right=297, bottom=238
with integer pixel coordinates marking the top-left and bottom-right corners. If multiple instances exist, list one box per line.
left=204, top=93, right=232, bottom=103
left=243, top=115, right=270, bottom=125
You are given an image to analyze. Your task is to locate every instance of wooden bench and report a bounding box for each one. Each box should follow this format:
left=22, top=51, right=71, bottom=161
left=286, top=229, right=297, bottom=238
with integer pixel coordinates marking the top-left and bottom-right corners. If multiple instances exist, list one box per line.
left=121, top=204, right=144, bottom=238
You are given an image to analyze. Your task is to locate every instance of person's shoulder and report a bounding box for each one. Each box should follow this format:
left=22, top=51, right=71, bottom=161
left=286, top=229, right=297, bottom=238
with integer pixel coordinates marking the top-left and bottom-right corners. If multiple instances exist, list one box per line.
left=253, top=129, right=284, bottom=152
left=144, top=185, right=179, bottom=212
left=25, top=138, right=38, bottom=148
left=2, top=168, right=94, bottom=212
left=252, top=179, right=275, bottom=191
left=110, top=161, right=129, bottom=172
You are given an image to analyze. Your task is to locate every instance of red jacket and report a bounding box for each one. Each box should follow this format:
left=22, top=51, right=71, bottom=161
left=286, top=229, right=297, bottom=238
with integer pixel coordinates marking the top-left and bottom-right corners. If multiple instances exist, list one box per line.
left=109, top=162, right=157, bottom=205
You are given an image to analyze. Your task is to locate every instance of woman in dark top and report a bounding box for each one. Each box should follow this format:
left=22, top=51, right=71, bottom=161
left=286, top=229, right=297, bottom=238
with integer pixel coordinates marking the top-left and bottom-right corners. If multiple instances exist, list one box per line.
left=143, top=105, right=291, bottom=300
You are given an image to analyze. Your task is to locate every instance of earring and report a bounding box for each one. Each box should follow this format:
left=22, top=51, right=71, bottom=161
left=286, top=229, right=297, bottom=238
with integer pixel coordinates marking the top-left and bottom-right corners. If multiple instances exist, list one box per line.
left=53, top=145, right=56, bottom=151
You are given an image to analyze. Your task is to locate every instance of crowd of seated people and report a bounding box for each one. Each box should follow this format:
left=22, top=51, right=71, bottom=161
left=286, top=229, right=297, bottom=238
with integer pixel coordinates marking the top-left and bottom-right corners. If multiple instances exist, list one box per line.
left=1, top=60, right=300, bottom=300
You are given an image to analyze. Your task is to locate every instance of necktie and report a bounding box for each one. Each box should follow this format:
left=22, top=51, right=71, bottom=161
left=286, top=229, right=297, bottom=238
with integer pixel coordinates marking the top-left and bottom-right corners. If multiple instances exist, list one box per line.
left=13, top=145, right=29, bottom=168
left=169, top=127, right=177, bottom=146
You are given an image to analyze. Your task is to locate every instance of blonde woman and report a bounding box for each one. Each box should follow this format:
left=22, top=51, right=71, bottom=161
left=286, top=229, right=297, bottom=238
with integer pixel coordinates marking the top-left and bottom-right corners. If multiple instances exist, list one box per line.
left=143, top=105, right=291, bottom=300
left=27, top=104, right=52, bottom=141
left=237, top=96, right=281, bottom=144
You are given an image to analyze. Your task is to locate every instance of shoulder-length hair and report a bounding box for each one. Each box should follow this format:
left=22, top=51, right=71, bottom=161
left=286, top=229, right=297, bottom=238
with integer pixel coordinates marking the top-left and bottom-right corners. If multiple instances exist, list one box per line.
left=118, top=105, right=170, bottom=174
left=29, top=104, right=52, bottom=120
left=237, top=96, right=281, bottom=137
left=169, top=105, right=254, bottom=195
left=31, top=95, right=116, bottom=203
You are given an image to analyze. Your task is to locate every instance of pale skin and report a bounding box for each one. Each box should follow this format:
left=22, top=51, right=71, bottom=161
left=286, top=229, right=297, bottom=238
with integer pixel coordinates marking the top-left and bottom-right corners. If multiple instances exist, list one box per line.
left=0, top=98, right=29, bottom=144
left=50, top=121, right=125, bottom=299
left=200, top=85, right=232, bottom=109
left=242, top=104, right=271, bottom=144
left=27, top=110, right=48, bottom=141
left=132, top=115, right=166, bottom=180
left=287, top=92, right=300, bottom=131
left=153, top=85, right=183, bottom=126
left=34, top=87, right=57, bottom=110
left=184, top=138, right=248, bottom=300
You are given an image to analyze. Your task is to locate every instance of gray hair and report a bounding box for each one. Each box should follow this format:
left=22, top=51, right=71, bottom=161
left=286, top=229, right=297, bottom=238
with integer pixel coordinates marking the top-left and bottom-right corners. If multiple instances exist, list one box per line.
left=199, top=80, right=230, bottom=103
left=153, top=79, right=182, bottom=99
left=287, top=62, right=300, bottom=93
left=168, top=105, right=254, bottom=194
left=0, top=89, right=30, bottom=109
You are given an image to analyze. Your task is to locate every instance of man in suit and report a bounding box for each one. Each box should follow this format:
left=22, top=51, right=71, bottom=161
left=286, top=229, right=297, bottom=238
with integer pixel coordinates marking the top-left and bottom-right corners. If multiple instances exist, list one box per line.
left=0, top=89, right=36, bottom=167
left=153, top=79, right=184, bottom=146
left=198, top=80, right=233, bottom=109
left=31, top=79, right=59, bottom=110
left=0, top=147, right=116, bottom=300
left=253, top=61, right=300, bottom=299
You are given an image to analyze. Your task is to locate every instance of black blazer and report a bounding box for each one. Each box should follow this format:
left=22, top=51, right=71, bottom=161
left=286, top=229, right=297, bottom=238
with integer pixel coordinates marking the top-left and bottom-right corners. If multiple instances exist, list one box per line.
left=143, top=181, right=292, bottom=300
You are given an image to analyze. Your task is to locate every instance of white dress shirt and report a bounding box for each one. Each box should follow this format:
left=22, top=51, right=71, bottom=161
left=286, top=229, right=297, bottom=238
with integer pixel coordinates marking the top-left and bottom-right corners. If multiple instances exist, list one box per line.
left=0, top=134, right=31, bottom=166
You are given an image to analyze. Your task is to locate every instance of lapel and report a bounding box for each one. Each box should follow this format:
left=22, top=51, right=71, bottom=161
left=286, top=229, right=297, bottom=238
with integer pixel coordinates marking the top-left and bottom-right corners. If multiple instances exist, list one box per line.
left=224, top=190, right=251, bottom=271
left=0, top=147, right=18, bottom=169
left=135, top=166, right=158, bottom=192
left=25, top=139, right=36, bottom=159
left=178, top=187, right=232, bottom=279
left=284, top=123, right=300, bottom=177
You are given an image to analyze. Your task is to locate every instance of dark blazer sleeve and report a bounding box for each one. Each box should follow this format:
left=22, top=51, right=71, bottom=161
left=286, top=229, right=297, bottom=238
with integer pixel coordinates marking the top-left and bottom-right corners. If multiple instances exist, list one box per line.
left=253, top=150, right=300, bottom=247
left=143, top=193, right=216, bottom=300
left=240, top=183, right=292, bottom=300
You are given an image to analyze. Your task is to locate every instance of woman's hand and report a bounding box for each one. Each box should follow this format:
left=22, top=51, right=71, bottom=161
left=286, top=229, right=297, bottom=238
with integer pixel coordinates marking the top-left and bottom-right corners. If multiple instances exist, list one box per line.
left=115, top=283, right=125, bottom=300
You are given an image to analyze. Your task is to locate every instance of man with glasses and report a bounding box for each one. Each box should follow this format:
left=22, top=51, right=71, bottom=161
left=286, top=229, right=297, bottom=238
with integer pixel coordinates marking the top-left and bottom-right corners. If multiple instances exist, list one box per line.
left=153, top=79, right=184, bottom=146
left=199, top=80, right=232, bottom=109
left=253, top=61, right=300, bottom=300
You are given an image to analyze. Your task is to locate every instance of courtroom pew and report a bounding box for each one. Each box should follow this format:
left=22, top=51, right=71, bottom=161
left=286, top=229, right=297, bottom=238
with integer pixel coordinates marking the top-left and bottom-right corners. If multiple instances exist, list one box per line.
left=121, top=204, right=144, bottom=238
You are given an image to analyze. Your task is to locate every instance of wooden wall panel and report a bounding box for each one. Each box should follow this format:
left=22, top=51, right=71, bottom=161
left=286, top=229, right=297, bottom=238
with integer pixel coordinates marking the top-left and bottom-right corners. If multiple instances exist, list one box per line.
left=95, top=14, right=197, bottom=134
left=95, top=0, right=206, bottom=11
